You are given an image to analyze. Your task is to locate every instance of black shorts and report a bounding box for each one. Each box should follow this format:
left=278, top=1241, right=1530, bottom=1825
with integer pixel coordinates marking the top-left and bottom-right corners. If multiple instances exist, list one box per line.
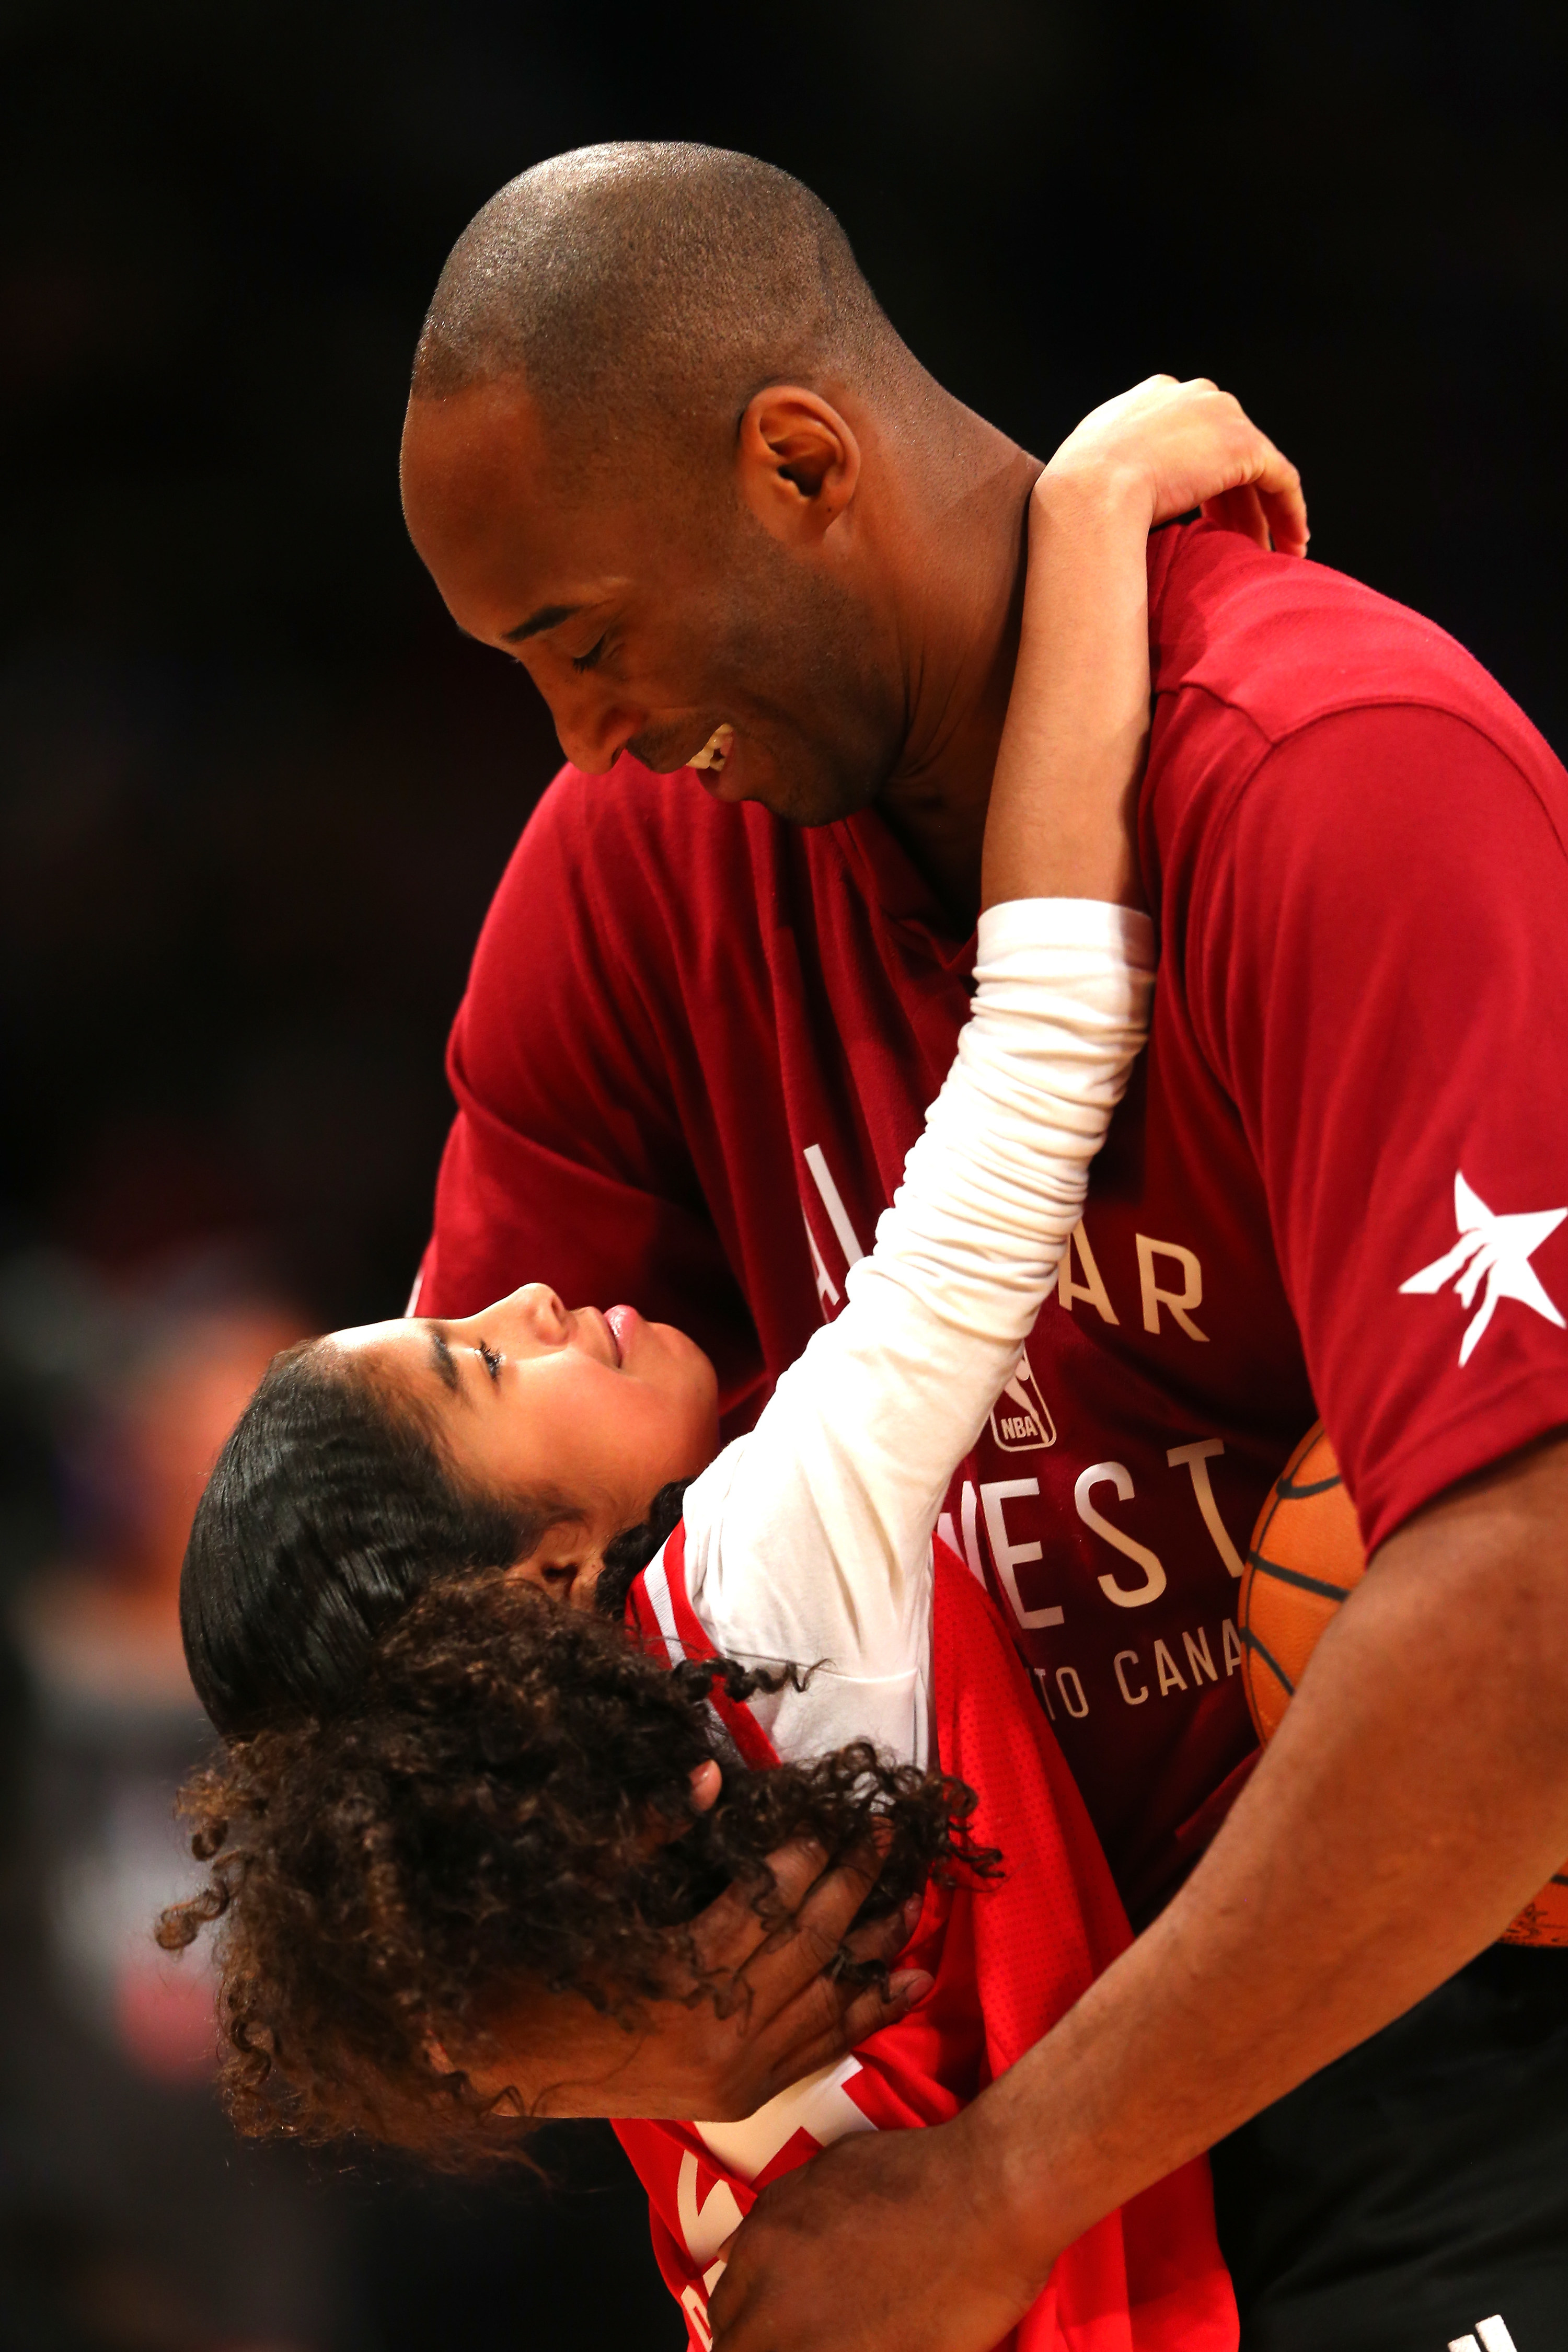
left=1210, top=1945, right=1568, bottom=2351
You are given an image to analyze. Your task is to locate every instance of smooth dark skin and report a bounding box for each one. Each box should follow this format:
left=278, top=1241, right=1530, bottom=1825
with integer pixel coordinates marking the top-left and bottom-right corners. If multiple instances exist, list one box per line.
left=402, top=371, right=1032, bottom=918
left=402, top=374, right=1568, bottom=2349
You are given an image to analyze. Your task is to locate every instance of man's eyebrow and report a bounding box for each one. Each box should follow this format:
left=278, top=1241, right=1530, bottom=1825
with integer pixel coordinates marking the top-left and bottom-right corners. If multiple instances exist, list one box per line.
left=427, top=1326, right=460, bottom=1393
left=502, top=603, right=582, bottom=644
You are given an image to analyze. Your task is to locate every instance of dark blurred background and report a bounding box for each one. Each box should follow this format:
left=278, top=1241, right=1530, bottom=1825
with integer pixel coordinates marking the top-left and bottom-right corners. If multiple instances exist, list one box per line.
left=0, top=1, right=1563, bottom=2345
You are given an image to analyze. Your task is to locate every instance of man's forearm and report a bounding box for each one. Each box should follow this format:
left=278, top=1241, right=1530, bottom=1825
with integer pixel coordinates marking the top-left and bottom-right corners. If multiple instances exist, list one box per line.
left=973, top=1430, right=1568, bottom=2276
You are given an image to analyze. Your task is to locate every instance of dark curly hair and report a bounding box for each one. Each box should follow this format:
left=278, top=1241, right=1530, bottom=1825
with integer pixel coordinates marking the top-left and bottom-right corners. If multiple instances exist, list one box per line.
left=158, top=1571, right=990, bottom=2170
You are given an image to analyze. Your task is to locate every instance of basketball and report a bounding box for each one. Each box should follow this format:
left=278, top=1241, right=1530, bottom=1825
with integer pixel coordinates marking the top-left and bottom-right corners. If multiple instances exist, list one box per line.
left=1240, top=1423, right=1568, bottom=1949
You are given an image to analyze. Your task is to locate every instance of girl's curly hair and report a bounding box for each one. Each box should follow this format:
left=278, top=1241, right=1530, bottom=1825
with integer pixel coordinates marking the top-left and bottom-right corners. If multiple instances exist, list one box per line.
left=158, top=1570, right=993, bottom=2171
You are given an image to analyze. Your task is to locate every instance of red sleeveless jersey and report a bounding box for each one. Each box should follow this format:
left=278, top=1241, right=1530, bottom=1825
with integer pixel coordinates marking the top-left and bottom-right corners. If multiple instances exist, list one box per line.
left=617, top=1529, right=1237, bottom=2352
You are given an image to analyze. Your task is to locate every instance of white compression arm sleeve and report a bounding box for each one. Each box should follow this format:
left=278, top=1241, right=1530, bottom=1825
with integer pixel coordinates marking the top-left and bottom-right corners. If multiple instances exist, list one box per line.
left=675, top=897, right=1155, bottom=1763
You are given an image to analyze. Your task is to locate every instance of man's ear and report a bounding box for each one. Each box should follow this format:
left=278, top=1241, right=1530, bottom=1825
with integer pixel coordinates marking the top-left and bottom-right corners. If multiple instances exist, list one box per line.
left=736, top=386, right=861, bottom=546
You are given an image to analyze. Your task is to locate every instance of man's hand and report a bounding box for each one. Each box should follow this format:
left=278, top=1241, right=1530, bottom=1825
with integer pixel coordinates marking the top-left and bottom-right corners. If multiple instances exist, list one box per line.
left=463, top=1832, right=931, bottom=2120
left=710, top=2111, right=1044, bottom=2352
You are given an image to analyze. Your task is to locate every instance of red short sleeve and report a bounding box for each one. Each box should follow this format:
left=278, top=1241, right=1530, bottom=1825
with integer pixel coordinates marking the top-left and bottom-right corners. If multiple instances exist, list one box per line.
left=1193, top=704, right=1568, bottom=1552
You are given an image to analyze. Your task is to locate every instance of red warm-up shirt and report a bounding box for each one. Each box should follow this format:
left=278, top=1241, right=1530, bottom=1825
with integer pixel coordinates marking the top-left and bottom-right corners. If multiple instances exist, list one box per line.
left=418, top=521, right=1568, bottom=1922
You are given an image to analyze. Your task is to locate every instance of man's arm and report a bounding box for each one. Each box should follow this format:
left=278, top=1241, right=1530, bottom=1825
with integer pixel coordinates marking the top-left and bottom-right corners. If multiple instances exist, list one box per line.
left=708, top=1429, right=1568, bottom=2350
left=708, top=674, right=1568, bottom=2337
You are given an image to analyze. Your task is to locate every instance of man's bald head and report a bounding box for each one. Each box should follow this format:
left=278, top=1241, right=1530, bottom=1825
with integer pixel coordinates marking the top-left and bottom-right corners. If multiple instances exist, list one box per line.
left=410, top=142, right=918, bottom=452
left=400, top=144, right=1026, bottom=843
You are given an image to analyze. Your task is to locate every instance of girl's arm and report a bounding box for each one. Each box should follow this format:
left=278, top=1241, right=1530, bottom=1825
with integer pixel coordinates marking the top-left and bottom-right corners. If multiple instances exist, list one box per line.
left=680, top=384, right=1304, bottom=1745
left=685, top=904, right=1149, bottom=1760
left=985, top=373, right=1305, bottom=913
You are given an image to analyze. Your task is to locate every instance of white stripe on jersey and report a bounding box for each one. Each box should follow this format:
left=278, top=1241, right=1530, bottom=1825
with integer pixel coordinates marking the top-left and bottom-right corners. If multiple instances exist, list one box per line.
left=696, top=2054, right=873, bottom=2183
left=642, top=1550, right=686, bottom=1664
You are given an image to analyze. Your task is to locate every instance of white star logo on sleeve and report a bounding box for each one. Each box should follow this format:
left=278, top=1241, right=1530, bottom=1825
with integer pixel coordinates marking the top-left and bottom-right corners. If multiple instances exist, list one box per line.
left=1399, top=1171, right=1566, bottom=1365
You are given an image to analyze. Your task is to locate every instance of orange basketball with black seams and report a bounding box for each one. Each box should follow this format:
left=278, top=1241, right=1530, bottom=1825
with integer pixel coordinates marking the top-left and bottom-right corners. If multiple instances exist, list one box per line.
left=1239, top=1425, right=1363, bottom=1740
left=1240, top=1422, right=1568, bottom=1949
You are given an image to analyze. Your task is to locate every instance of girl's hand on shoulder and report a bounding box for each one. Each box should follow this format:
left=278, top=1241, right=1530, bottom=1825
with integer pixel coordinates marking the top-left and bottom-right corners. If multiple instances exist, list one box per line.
left=1037, top=374, right=1308, bottom=559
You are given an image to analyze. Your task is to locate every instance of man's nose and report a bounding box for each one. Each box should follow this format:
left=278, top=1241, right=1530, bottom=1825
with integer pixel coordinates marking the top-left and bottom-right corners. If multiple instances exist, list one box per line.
left=551, top=684, right=647, bottom=778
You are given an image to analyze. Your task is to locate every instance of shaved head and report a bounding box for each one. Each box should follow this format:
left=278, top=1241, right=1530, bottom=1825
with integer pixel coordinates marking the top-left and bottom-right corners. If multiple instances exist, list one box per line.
left=401, top=143, right=1028, bottom=856
left=411, top=142, right=917, bottom=451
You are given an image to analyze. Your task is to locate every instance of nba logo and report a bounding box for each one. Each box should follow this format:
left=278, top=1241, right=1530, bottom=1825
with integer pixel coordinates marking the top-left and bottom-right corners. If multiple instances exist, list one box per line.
left=989, top=1349, right=1056, bottom=1453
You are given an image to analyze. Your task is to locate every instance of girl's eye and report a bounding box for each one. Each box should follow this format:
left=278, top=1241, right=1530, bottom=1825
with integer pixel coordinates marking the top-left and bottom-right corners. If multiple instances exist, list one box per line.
left=478, top=1341, right=501, bottom=1380
left=571, top=635, right=609, bottom=674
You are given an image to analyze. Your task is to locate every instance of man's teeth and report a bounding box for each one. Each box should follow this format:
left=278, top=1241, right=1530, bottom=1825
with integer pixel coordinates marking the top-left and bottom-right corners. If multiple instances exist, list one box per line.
left=689, top=724, right=734, bottom=773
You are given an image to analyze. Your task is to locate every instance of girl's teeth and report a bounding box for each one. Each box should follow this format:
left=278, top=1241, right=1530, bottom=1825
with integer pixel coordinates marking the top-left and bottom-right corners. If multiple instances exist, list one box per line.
left=689, top=724, right=734, bottom=773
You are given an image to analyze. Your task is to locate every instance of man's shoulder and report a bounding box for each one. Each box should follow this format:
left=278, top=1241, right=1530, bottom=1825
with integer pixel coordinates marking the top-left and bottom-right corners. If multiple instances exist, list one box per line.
left=1150, top=520, right=1551, bottom=779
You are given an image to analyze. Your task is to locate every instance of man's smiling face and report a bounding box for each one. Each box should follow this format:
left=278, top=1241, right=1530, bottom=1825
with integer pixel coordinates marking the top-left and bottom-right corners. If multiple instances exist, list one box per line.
left=399, top=378, right=905, bottom=825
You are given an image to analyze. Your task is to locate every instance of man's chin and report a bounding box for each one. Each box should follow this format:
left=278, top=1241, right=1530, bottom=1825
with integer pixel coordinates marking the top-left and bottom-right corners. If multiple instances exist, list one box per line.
left=732, top=750, right=884, bottom=830
left=638, top=714, right=885, bottom=829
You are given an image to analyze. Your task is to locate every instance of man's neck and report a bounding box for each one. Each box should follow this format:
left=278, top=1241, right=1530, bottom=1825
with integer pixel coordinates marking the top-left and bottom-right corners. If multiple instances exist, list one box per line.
left=874, top=411, right=1043, bottom=928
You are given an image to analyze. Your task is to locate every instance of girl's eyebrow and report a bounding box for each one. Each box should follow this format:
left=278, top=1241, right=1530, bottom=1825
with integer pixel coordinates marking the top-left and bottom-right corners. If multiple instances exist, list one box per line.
left=426, top=1326, right=460, bottom=1393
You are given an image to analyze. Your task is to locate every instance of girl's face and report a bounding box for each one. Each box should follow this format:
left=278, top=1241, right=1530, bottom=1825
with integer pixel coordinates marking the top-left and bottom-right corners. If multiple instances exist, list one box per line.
left=325, top=1285, right=720, bottom=1608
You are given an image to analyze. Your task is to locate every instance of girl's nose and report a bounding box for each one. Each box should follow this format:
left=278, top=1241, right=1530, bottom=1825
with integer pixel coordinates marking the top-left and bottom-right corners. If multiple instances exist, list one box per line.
left=516, top=1282, right=571, bottom=1342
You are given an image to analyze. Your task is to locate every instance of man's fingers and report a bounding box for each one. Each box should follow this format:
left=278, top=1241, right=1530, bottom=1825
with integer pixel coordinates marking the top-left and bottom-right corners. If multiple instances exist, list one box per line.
left=740, top=1831, right=889, bottom=1982
left=839, top=1888, right=926, bottom=1968
left=764, top=1830, right=867, bottom=1915
left=753, top=1832, right=891, bottom=1974
left=688, top=1835, right=838, bottom=1973
left=839, top=1965, right=934, bottom=2045
left=688, top=1830, right=897, bottom=2015
left=748, top=1965, right=936, bottom=2103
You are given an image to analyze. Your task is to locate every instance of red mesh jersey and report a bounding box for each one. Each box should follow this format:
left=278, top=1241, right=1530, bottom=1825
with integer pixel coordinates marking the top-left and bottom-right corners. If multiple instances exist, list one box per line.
left=617, top=1532, right=1237, bottom=2352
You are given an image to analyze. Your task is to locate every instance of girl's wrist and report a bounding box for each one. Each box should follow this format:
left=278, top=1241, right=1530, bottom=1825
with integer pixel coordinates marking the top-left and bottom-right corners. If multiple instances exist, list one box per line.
left=1030, top=454, right=1155, bottom=541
